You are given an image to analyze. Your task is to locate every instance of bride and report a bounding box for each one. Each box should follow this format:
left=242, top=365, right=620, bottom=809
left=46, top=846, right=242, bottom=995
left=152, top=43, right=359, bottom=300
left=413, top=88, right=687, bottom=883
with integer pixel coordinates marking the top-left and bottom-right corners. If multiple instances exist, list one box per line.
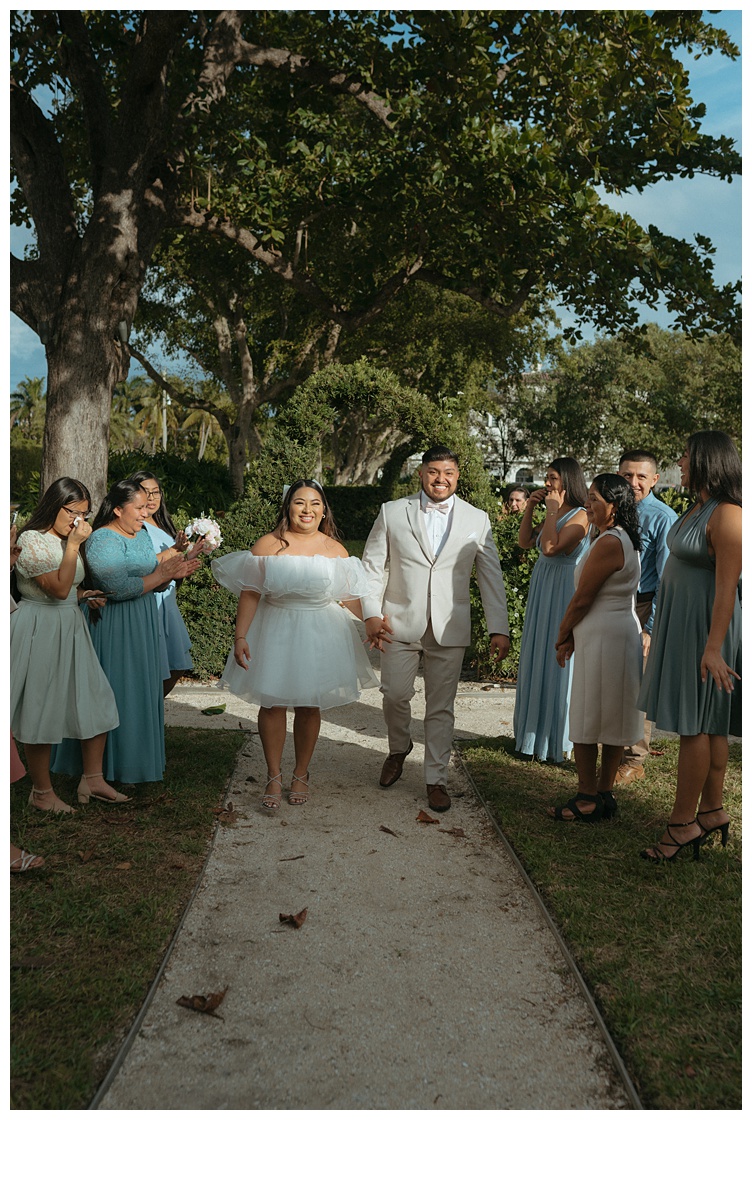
left=212, top=479, right=380, bottom=810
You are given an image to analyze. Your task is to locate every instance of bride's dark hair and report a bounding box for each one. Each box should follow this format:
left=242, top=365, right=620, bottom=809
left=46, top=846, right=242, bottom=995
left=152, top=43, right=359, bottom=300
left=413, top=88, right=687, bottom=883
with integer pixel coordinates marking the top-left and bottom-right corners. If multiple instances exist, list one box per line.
left=273, top=479, right=341, bottom=551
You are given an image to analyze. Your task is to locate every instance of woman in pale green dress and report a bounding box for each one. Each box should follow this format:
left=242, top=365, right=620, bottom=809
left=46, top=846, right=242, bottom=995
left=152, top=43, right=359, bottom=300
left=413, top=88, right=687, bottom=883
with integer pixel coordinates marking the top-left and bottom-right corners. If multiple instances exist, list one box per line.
left=11, top=478, right=122, bottom=813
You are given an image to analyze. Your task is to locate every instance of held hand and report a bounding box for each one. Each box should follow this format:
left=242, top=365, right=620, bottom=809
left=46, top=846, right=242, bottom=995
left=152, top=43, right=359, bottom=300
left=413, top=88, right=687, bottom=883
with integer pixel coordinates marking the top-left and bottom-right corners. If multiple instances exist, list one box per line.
left=555, top=633, right=574, bottom=667
left=641, top=631, right=651, bottom=661
left=233, top=636, right=251, bottom=670
left=365, top=614, right=392, bottom=651
left=700, top=647, right=740, bottom=693
left=529, top=488, right=548, bottom=507
left=489, top=634, right=510, bottom=662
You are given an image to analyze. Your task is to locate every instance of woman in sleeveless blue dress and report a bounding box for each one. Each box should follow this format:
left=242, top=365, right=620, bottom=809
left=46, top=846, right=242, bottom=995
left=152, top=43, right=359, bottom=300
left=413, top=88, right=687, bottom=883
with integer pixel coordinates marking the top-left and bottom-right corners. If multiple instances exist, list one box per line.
left=51, top=481, right=201, bottom=784
left=639, top=433, right=742, bottom=863
left=513, top=458, right=589, bottom=762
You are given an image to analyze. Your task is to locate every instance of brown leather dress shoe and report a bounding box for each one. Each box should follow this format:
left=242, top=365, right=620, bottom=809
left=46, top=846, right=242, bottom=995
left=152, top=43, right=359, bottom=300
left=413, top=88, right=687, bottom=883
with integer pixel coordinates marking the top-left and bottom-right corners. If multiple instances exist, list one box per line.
left=379, top=740, right=413, bottom=787
left=427, top=783, right=451, bottom=813
left=616, top=762, right=645, bottom=784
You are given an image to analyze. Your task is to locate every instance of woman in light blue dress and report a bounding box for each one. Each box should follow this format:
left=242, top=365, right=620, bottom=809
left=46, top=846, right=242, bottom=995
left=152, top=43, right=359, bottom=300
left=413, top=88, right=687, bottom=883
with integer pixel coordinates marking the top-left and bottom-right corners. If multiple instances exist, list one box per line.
left=513, top=457, right=590, bottom=763
left=51, top=481, right=201, bottom=784
left=129, top=469, right=209, bottom=696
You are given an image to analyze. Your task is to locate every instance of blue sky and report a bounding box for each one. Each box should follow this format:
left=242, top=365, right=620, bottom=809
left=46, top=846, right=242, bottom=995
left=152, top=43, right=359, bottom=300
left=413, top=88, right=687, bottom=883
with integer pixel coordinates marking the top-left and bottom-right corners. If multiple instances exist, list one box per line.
left=8, top=9, right=742, bottom=390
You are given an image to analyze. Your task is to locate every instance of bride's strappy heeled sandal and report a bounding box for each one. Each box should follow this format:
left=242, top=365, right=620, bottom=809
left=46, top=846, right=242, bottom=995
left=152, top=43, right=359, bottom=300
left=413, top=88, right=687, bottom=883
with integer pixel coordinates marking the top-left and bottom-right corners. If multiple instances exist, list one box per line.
left=261, top=772, right=283, bottom=810
left=288, top=771, right=310, bottom=805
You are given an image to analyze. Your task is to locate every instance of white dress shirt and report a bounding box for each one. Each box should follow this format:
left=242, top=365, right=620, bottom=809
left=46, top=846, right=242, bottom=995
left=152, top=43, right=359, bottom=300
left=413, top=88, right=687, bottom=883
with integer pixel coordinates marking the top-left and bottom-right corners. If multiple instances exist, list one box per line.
left=420, top=490, right=455, bottom=557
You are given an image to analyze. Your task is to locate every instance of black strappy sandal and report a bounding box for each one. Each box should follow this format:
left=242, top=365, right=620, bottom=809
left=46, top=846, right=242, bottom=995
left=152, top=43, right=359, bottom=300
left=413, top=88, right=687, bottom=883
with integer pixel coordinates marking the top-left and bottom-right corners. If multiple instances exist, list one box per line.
left=551, top=793, right=604, bottom=822
left=696, top=806, right=730, bottom=847
left=640, top=820, right=703, bottom=863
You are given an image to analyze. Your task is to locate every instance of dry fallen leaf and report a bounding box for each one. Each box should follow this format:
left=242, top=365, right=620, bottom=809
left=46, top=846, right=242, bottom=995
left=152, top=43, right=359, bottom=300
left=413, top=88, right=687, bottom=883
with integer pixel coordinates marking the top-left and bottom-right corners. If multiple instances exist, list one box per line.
left=684, top=1065, right=697, bottom=1078
left=78, top=849, right=94, bottom=863
left=114, top=861, right=132, bottom=869
left=379, top=824, right=398, bottom=837
left=416, top=810, right=439, bottom=824
left=279, top=908, right=308, bottom=929
left=439, top=827, right=466, bottom=838
left=176, top=986, right=228, bottom=1019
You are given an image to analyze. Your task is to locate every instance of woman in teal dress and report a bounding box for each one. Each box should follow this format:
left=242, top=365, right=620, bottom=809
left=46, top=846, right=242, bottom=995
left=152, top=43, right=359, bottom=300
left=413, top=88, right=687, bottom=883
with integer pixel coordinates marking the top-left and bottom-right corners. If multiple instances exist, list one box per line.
left=513, top=457, right=590, bottom=762
left=129, top=469, right=210, bottom=696
left=51, top=481, right=201, bottom=784
left=11, top=478, right=121, bottom=812
left=639, top=432, right=742, bottom=863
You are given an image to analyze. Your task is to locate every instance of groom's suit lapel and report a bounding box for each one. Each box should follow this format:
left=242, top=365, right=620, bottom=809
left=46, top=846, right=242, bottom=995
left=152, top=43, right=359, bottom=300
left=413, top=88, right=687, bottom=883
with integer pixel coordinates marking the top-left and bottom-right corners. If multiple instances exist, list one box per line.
left=405, top=494, right=435, bottom=564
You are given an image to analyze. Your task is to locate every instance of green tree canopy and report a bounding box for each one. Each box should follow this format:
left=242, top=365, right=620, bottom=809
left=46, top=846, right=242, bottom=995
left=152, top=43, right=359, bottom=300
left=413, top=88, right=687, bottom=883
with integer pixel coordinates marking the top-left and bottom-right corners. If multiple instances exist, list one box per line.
left=11, top=10, right=740, bottom=503
left=503, top=325, right=742, bottom=474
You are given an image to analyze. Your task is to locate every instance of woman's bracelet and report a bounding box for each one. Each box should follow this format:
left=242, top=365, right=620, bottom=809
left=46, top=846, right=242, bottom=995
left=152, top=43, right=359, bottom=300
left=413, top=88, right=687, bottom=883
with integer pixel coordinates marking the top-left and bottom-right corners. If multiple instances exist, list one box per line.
left=234, top=635, right=247, bottom=642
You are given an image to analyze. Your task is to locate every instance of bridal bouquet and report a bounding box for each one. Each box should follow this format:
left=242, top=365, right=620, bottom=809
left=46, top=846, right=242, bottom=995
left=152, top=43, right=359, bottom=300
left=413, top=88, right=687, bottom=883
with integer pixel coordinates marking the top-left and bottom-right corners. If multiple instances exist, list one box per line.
left=184, top=515, right=223, bottom=551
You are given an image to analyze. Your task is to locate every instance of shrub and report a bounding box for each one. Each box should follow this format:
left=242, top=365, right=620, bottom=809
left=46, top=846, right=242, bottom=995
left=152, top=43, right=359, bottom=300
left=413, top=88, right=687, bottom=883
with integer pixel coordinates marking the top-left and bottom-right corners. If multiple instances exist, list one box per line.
left=468, top=509, right=539, bottom=680
left=108, top=451, right=234, bottom=513
left=325, top=485, right=383, bottom=539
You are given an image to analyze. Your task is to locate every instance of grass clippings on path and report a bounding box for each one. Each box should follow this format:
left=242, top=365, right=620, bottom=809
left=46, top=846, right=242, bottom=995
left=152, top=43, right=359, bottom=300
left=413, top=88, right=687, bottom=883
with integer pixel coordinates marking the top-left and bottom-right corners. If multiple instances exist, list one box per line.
left=462, top=736, right=741, bottom=1110
left=10, top=727, right=245, bottom=1110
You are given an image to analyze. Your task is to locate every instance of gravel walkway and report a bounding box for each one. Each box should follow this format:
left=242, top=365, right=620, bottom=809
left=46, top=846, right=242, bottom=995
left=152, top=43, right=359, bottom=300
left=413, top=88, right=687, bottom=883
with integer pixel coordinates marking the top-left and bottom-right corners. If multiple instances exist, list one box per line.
left=97, top=671, right=636, bottom=1110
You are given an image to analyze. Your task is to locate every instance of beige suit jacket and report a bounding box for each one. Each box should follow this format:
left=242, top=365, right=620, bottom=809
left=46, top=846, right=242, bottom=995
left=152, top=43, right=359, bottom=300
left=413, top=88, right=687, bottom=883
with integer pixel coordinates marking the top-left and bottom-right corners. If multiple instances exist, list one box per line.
left=361, top=493, right=509, bottom=646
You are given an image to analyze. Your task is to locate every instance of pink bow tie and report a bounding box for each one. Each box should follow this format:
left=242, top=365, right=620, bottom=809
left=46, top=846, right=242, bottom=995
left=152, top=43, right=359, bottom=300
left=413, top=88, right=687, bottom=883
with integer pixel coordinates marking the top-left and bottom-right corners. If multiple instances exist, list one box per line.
left=426, top=500, right=450, bottom=513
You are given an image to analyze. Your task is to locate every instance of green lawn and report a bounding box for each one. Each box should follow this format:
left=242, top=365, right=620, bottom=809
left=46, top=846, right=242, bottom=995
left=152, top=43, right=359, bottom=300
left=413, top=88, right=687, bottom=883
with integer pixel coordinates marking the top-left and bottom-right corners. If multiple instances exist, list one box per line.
left=10, top=727, right=244, bottom=1109
left=462, top=736, right=742, bottom=1109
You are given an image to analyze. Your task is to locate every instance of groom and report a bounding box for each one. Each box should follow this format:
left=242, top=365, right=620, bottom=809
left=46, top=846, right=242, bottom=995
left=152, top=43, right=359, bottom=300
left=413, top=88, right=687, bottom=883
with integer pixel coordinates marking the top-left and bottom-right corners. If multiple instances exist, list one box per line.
left=361, top=446, right=510, bottom=812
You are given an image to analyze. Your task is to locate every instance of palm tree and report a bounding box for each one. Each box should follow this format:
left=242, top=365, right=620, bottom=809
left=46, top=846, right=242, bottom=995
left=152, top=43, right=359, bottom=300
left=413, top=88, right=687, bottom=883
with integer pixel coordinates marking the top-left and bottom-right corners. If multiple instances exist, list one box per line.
left=180, top=407, right=226, bottom=461
left=10, top=376, right=46, bottom=438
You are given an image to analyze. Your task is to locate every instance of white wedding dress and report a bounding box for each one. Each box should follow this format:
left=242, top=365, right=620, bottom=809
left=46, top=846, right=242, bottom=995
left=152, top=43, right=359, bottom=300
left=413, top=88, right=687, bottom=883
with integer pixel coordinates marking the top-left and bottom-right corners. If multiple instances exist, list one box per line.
left=211, top=553, right=378, bottom=709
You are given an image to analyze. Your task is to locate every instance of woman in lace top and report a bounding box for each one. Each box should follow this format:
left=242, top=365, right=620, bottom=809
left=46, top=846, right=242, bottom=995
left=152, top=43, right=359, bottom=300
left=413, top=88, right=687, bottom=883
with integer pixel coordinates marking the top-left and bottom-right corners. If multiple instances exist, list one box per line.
left=11, top=478, right=121, bottom=813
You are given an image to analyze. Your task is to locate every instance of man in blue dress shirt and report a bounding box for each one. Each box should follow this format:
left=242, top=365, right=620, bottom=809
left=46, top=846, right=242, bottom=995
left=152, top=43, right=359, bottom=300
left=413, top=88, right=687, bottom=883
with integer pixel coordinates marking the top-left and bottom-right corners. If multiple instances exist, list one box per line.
left=616, top=450, right=679, bottom=783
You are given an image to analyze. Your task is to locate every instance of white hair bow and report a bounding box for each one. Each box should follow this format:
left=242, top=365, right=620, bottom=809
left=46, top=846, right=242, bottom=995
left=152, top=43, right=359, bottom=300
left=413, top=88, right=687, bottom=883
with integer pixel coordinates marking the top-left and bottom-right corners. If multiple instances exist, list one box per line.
left=283, top=480, right=321, bottom=500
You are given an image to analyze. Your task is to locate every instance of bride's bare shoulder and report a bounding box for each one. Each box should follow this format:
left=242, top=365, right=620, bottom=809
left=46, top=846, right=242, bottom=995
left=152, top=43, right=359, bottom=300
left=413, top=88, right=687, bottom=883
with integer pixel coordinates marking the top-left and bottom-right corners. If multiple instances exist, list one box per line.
left=251, top=533, right=284, bottom=555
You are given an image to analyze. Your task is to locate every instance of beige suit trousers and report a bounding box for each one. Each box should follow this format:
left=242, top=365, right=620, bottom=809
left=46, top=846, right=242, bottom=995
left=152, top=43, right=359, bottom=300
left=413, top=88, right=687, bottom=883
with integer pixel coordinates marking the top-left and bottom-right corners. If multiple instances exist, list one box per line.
left=380, top=621, right=465, bottom=787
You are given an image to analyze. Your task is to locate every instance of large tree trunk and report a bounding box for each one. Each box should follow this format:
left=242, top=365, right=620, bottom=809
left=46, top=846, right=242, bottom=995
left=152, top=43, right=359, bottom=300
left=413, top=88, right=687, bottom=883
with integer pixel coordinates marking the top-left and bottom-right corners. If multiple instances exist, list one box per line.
left=41, top=303, right=126, bottom=510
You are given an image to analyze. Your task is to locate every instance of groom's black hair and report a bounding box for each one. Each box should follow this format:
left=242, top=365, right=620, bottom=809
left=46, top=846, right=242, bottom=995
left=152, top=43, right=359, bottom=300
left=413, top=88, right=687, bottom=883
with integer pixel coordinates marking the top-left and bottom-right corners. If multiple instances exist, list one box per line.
left=421, top=445, right=459, bottom=466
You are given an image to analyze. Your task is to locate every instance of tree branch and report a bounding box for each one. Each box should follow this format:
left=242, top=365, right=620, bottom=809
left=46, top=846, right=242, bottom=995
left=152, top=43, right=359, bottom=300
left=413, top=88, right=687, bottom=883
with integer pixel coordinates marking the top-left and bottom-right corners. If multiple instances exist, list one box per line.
left=126, top=342, right=227, bottom=425
left=414, top=267, right=539, bottom=317
left=176, top=207, right=426, bottom=330
left=180, top=11, right=394, bottom=129
left=9, top=82, right=77, bottom=277
left=56, top=10, right=113, bottom=193
left=235, top=40, right=394, bottom=128
left=10, top=254, right=49, bottom=329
